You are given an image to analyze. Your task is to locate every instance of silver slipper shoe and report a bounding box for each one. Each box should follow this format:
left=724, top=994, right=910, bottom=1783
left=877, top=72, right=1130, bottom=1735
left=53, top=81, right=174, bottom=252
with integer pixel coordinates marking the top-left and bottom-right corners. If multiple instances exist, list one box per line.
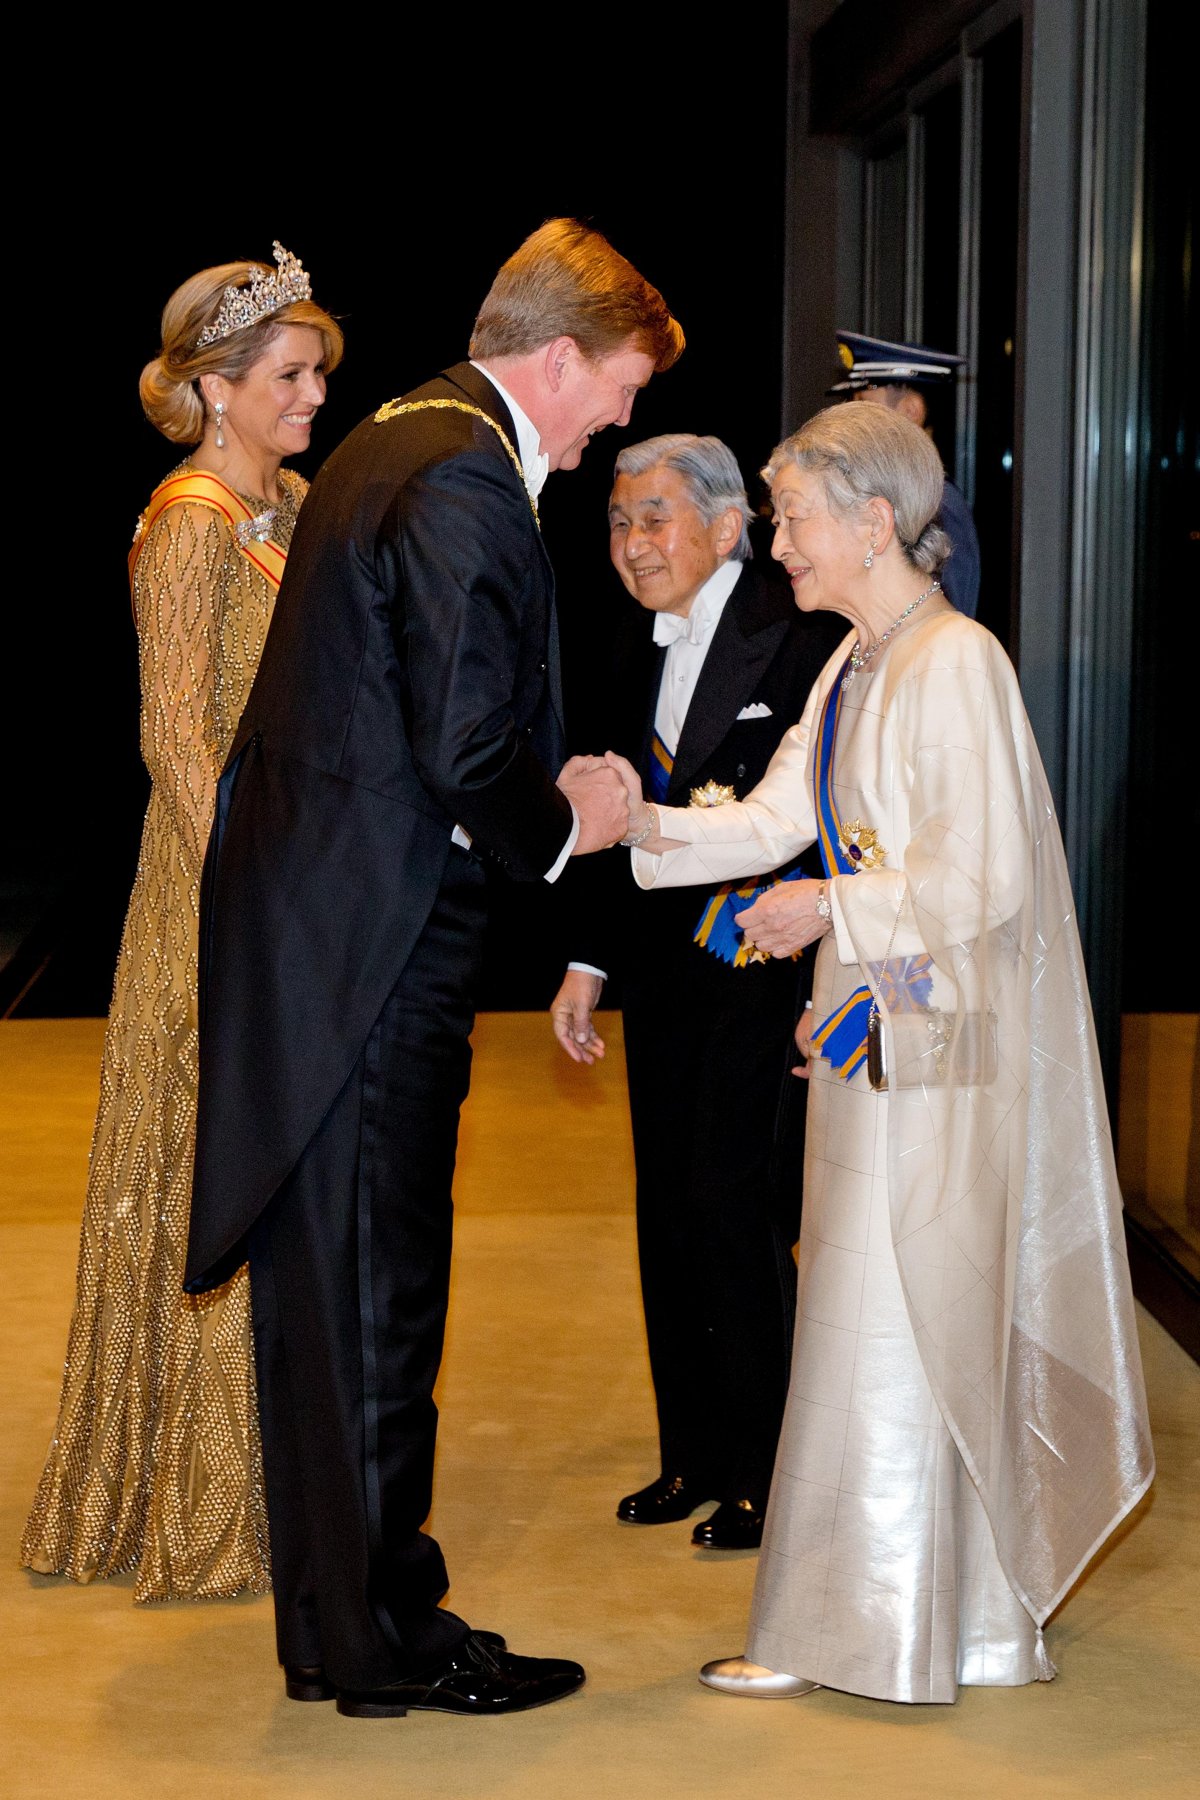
left=699, top=1656, right=820, bottom=1699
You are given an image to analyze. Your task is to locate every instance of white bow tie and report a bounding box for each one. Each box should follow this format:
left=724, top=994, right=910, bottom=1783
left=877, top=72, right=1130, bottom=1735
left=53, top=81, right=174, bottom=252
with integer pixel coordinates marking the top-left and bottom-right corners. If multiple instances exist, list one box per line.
left=653, top=609, right=711, bottom=649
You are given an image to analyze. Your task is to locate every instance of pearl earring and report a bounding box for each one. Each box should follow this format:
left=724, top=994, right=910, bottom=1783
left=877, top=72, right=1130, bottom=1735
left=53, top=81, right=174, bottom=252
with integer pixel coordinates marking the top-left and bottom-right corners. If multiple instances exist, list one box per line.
left=863, top=539, right=877, bottom=569
left=214, top=401, right=226, bottom=450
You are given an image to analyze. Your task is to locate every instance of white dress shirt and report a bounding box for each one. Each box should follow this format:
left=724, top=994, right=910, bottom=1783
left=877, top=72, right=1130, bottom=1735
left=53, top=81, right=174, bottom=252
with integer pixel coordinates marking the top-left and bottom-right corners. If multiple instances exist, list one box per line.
left=447, top=364, right=575, bottom=881
left=569, top=559, right=746, bottom=984
left=469, top=362, right=550, bottom=505
left=652, top=558, right=743, bottom=755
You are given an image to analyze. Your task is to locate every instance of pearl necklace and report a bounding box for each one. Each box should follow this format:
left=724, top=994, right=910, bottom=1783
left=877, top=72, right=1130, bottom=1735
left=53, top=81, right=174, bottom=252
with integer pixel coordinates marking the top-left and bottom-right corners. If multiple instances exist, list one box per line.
left=842, top=580, right=941, bottom=690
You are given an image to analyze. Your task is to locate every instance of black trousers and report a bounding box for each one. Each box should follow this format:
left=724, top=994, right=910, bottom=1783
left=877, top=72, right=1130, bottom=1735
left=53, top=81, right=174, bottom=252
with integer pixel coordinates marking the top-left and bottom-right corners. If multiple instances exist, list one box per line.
left=248, top=849, right=487, bottom=1690
left=621, top=934, right=805, bottom=1508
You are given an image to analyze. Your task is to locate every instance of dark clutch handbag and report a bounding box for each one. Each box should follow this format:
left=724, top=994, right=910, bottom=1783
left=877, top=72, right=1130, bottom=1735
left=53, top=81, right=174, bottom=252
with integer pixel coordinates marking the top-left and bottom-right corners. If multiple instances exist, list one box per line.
left=867, top=1003, right=998, bottom=1091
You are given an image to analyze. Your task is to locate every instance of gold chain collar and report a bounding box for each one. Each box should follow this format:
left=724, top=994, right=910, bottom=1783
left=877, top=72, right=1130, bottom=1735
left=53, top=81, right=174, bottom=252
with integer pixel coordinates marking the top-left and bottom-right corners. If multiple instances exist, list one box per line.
left=374, top=397, right=539, bottom=527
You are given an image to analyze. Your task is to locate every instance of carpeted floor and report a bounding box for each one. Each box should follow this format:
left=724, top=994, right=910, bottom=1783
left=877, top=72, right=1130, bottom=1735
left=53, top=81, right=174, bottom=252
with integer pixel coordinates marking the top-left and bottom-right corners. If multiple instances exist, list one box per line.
left=3, top=1013, right=1197, bottom=1800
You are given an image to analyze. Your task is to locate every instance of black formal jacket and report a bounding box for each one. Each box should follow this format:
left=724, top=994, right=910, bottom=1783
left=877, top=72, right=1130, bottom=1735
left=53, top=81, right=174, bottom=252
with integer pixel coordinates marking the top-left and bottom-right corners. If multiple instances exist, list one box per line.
left=939, top=478, right=980, bottom=619
left=564, top=556, right=846, bottom=980
left=185, top=364, right=570, bottom=1291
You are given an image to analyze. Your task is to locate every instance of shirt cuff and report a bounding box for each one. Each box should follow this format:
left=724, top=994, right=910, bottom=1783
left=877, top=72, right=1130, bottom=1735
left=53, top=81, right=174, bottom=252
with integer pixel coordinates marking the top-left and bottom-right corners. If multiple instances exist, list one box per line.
left=567, top=961, right=607, bottom=982
left=544, top=804, right=579, bottom=883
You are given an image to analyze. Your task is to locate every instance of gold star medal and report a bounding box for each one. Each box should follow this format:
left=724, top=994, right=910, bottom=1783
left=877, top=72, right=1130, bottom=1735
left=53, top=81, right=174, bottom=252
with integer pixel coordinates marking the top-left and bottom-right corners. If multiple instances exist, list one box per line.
left=690, top=781, right=736, bottom=808
left=837, top=819, right=886, bottom=869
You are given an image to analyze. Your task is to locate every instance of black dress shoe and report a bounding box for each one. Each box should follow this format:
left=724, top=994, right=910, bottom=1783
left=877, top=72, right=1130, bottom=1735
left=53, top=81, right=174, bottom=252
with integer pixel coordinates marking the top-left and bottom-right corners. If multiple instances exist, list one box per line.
left=285, top=1630, right=507, bottom=1703
left=335, top=1631, right=584, bottom=1718
left=285, top=1664, right=337, bottom=1702
left=691, top=1499, right=766, bottom=1549
left=616, top=1473, right=710, bottom=1524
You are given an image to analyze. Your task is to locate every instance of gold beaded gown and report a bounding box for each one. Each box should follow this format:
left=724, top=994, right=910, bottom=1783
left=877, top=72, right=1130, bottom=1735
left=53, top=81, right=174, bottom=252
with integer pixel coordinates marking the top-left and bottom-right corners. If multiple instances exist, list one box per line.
left=21, top=463, right=306, bottom=1601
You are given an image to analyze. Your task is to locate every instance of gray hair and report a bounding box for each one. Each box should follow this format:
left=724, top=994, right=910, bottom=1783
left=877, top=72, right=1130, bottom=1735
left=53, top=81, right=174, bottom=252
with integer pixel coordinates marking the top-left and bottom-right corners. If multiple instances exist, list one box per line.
left=613, top=433, right=754, bottom=561
left=762, top=405, right=951, bottom=575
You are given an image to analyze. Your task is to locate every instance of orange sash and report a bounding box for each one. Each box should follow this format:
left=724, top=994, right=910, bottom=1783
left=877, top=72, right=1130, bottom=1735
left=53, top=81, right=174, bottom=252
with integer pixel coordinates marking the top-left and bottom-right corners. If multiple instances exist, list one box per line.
left=128, top=469, right=288, bottom=613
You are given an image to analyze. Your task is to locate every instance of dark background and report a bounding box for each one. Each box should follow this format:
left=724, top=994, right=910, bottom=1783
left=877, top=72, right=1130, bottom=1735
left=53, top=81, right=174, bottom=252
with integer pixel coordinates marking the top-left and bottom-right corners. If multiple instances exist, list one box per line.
left=7, top=23, right=802, bottom=1013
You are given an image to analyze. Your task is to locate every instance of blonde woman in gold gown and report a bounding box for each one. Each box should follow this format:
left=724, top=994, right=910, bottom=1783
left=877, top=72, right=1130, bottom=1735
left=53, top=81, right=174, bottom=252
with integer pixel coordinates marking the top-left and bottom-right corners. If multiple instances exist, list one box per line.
left=21, top=247, right=343, bottom=1601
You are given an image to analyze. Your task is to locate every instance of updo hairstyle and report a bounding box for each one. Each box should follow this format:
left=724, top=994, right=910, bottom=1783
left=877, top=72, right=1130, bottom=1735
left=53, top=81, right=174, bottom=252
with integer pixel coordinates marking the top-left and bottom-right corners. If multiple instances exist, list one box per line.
left=763, top=404, right=952, bottom=575
left=139, top=260, right=344, bottom=445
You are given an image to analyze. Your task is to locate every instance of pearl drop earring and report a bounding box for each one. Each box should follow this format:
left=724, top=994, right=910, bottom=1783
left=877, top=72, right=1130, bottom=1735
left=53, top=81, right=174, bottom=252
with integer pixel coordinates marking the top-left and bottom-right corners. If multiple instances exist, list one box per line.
left=214, top=401, right=226, bottom=450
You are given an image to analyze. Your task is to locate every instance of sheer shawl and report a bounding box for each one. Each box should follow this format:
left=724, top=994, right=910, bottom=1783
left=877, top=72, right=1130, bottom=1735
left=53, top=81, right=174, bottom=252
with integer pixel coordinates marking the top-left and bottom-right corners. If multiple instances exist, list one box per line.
left=632, top=608, right=1154, bottom=1627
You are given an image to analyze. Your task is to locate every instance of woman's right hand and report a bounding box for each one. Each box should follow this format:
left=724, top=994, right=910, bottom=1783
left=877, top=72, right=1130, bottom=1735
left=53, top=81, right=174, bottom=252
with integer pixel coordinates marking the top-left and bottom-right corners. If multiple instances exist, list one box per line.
left=604, top=751, right=685, bottom=852
left=603, top=751, right=645, bottom=814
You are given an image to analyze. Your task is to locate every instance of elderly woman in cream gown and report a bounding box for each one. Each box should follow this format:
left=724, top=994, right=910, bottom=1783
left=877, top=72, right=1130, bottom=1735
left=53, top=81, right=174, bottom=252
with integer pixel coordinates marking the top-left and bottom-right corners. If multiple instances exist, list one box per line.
left=609, top=403, right=1153, bottom=1704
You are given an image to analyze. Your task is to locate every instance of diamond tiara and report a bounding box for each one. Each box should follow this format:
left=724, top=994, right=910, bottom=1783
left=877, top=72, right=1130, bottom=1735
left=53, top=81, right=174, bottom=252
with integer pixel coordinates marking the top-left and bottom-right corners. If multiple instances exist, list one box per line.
left=195, top=242, right=313, bottom=349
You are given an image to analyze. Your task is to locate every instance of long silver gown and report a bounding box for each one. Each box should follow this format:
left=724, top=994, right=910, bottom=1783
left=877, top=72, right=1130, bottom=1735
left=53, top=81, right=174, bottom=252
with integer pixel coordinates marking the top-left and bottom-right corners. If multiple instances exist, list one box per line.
left=634, top=601, right=1154, bottom=1702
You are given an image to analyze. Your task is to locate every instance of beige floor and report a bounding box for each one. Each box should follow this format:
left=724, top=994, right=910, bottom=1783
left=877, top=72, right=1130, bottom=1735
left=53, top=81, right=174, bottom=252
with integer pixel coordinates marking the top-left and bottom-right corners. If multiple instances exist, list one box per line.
left=1118, top=1013, right=1200, bottom=1254
left=2, top=1014, right=1198, bottom=1800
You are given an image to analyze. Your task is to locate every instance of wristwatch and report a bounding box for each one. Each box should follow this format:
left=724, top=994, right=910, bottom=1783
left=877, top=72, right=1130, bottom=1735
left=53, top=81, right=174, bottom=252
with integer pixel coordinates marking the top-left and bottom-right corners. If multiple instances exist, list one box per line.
left=815, top=881, right=832, bottom=924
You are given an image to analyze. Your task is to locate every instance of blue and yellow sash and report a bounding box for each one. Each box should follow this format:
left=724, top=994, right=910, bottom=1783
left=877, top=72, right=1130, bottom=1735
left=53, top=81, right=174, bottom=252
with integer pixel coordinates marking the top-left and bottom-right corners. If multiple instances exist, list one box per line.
left=647, top=730, right=674, bottom=804
left=650, top=731, right=769, bottom=967
left=809, top=658, right=874, bottom=1078
left=693, top=869, right=807, bottom=968
left=692, top=658, right=865, bottom=971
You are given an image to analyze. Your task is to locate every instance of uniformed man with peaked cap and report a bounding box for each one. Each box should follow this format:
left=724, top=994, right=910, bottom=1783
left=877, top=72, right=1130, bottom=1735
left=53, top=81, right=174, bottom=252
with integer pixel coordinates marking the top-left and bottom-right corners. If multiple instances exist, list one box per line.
left=830, top=330, right=980, bottom=618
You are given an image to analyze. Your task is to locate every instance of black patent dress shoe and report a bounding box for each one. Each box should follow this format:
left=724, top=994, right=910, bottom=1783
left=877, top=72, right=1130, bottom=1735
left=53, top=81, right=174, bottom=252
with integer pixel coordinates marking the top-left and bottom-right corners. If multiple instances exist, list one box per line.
left=616, top=1473, right=710, bottom=1524
left=691, top=1499, right=766, bottom=1549
left=286, top=1630, right=507, bottom=1702
left=335, top=1631, right=584, bottom=1718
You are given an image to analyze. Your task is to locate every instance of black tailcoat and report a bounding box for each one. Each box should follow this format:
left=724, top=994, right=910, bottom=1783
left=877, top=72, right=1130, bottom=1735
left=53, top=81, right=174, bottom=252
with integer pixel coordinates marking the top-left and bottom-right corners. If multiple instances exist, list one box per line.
left=564, top=559, right=844, bottom=1505
left=186, top=364, right=569, bottom=1292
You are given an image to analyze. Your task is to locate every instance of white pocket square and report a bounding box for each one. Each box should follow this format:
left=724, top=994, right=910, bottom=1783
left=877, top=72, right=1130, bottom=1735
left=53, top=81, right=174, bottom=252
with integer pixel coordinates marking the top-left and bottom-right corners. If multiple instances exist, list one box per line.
left=737, top=702, right=773, bottom=720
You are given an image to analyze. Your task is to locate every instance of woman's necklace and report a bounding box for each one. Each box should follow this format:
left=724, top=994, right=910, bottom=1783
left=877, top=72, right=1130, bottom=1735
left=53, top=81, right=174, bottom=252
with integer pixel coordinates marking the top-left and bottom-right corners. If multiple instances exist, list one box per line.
left=842, top=580, right=941, bottom=691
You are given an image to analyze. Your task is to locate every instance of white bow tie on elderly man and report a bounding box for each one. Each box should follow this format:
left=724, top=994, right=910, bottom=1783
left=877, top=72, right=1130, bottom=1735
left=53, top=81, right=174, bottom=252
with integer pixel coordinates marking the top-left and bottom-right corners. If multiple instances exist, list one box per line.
left=652, top=609, right=716, bottom=648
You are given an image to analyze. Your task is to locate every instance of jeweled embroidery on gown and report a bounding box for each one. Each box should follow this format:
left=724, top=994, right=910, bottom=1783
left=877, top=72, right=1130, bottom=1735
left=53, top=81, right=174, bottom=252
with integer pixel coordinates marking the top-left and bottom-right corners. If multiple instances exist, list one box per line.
left=21, top=463, right=305, bottom=1601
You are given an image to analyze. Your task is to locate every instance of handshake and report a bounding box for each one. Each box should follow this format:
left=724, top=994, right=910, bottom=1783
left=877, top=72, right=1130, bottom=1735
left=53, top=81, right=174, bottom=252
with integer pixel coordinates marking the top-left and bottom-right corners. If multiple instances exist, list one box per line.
left=557, top=752, right=649, bottom=856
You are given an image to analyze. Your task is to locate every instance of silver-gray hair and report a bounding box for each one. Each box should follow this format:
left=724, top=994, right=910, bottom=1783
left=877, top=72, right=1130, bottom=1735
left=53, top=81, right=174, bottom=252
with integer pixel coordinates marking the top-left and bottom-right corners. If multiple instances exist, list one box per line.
left=762, top=405, right=951, bottom=575
left=612, top=433, right=754, bottom=561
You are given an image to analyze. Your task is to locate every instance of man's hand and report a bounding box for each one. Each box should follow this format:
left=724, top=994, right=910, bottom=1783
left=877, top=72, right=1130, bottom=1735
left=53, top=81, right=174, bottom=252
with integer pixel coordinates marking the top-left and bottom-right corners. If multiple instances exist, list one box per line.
left=550, top=969, right=606, bottom=1065
left=558, top=757, right=630, bottom=854
left=733, top=880, right=831, bottom=959
left=558, top=754, right=607, bottom=779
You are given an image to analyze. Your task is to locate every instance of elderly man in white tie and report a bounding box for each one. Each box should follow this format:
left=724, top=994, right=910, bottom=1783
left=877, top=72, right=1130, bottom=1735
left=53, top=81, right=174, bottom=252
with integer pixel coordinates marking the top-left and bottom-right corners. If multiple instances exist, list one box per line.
left=550, top=434, right=844, bottom=1549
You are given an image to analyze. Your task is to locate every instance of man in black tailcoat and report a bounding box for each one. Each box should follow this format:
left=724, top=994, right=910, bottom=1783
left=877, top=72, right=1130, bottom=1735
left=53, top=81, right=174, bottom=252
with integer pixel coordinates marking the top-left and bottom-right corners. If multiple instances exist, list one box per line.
left=550, top=435, right=844, bottom=1549
left=183, top=221, right=683, bottom=1719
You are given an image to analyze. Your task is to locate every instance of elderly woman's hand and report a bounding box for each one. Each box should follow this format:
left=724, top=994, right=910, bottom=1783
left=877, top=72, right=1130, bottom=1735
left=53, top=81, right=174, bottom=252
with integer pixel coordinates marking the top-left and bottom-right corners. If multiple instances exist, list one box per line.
left=734, top=879, right=832, bottom=959
left=603, top=751, right=685, bottom=852
left=602, top=751, right=644, bottom=812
